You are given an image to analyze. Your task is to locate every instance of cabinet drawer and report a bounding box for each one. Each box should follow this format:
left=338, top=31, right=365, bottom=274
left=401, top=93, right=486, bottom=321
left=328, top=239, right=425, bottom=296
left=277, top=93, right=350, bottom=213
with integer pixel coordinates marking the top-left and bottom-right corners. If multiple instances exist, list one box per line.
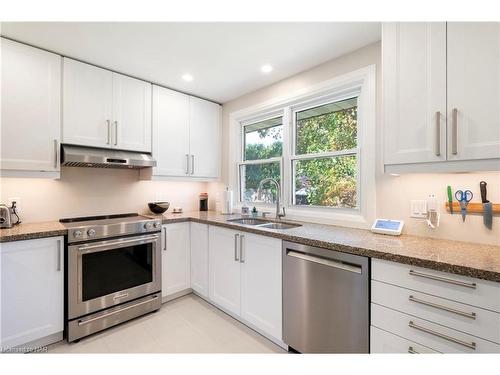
left=372, top=259, right=500, bottom=312
left=372, top=304, right=500, bottom=353
left=372, top=280, right=500, bottom=344
left=371, top=326, right=440, bottom=353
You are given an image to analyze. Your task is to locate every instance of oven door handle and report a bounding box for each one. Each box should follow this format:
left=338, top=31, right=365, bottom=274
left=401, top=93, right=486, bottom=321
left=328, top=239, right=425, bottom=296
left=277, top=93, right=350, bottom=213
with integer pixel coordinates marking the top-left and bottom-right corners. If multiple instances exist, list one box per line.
left=77, top=235, right=160, bottom=253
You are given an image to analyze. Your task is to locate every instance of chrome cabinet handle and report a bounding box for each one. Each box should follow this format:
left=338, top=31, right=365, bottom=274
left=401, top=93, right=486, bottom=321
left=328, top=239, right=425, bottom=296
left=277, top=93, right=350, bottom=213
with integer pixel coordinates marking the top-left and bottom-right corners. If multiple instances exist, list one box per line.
left=53, top=139, right=58, bottom=169
left=408, top=321, right=476, bottom=350
left=409, top=295, right=476, bottom=319
left=234, top=234, right=240, bottom=261
left=185, top=154, right=190, bottom=175
left=78, top=295, right=159, bottom=326
left=56, top=239, right=61, bottom=271
left=114, top=121, right=118, bottom=146
left=407, top=346, right=419, bottom=354
left=106, top=120, right=111, bottom=144
left=191, top=154, right=195, bottom=175
left=163, top=228, right=167, bottom=251
left=239, top=235, right=245, bottom=263
left=435, top=111, right=441, bottom=156
left=408, top=269, right=476, bottom=289
left=451, top=108, right=458, bottom=155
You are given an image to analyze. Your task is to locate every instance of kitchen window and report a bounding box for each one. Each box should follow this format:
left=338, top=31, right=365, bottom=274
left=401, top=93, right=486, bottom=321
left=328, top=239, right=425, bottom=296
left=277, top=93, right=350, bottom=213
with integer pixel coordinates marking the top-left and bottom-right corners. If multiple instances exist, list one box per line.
left=230, top=66, right=375, bottom=225
left=292, top=97, right=358, bottom=208
left=239, top=116, right=283, bottom=203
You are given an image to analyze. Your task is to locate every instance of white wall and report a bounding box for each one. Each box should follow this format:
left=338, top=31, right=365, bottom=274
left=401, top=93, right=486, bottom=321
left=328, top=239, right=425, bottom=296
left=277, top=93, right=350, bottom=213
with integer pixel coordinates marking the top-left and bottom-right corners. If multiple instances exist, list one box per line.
left=0, top=168, right=207, bottom=222
left=216, top=42, right=500, bottom=245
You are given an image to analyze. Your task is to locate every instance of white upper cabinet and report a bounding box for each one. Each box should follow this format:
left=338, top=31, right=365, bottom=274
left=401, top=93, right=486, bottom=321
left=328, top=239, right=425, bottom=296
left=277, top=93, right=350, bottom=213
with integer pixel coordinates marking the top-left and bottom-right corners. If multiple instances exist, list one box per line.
left=63, top=58, right=113, bottom=148
left=189, top=97, right=221, bottom=178
left=112, top=73, right=152, bottom=152
left=447, top=22, right=500, bottom=161
left=1, top=236, right=64, bottom=350
left=383, top=23, right=447, bottom=165
left=161, top=223, right=191, bottom=298
left=383, top=22, right=500, bottom=172
left=63, top=58, right=152, bottom=152
left=1, top=38, right=61, bottom=173
left=151, top=85, right=221, bottom=180
left=152, top=86, right=190, bottom=176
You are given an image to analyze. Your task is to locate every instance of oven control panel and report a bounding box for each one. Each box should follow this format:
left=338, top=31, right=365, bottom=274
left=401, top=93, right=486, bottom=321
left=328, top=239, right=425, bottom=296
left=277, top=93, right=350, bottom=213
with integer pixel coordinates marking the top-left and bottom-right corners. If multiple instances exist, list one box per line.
left=66, top=218, right=162, bottom=243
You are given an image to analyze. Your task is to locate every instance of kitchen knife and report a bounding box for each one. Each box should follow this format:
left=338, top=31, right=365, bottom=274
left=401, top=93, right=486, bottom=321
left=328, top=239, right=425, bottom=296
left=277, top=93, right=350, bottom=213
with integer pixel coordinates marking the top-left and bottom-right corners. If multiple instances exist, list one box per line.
left=480, top=181, right=492, bottom=230
left=447, top=185, right=453, bottom=214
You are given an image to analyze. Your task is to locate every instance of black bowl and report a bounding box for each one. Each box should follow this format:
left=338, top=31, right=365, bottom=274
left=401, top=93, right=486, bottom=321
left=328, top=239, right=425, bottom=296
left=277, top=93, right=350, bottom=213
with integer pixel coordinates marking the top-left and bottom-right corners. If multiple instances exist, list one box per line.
left=148, top=202, right=170, bottom=214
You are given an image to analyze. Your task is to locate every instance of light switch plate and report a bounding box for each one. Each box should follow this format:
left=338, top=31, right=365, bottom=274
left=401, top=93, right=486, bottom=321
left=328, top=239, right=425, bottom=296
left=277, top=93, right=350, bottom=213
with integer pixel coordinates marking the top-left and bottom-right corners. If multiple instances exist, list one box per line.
left=410, top=199, right=427, bottom=218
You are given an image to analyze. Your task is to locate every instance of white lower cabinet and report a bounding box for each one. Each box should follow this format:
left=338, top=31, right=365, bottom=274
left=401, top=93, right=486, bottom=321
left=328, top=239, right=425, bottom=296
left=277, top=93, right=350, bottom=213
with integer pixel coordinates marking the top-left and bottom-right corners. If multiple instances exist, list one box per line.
left=208, top=225, right=283, bottom=341
left=161, top=223, right=191, bottom=299
left=0, top=236, right=64, bottom=351
left=240, top=233, right=282, bottom=341
left=190, top=222, right=209, bottom=298
left=370, top=259, right=500, bottom=353
left=371, top=326, right=440, bottom=354
left=208, top=226, right=241, bottom=315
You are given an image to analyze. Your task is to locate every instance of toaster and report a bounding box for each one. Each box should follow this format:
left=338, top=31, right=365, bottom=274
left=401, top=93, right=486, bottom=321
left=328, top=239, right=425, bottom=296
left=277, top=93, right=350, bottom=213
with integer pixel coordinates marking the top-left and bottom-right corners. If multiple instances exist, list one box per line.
left=0, top=204, right=12, bottom=228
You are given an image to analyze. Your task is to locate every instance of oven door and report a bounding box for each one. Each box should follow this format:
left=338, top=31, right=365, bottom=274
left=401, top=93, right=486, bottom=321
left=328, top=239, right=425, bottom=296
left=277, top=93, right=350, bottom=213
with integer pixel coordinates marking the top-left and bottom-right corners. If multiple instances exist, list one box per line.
left=68, top=233, right=161, bottom=319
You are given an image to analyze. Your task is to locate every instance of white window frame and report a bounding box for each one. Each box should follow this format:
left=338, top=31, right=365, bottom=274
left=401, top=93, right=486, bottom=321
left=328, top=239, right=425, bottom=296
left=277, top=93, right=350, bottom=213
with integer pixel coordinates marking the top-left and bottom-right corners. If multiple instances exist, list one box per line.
left=228, top=65, right=376, bottom=228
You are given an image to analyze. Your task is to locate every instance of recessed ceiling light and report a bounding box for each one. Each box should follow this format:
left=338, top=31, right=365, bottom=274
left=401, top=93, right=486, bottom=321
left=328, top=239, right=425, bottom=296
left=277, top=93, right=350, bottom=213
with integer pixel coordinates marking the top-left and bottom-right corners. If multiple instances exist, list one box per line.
left=261, top=64, right=273, bottom=73
left=182, top=73, right=193, bottom=82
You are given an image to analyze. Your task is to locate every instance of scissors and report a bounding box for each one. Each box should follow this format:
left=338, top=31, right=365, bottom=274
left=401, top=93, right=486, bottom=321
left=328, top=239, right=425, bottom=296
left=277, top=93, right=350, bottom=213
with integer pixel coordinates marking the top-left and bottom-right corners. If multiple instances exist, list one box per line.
left=455, top=190, right=473, bottom=222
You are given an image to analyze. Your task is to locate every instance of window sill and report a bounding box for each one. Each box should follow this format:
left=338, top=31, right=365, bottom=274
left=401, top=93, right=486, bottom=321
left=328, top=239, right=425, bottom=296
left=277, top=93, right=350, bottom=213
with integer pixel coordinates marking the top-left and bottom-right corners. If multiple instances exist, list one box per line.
left=233, top=203, right=371, bottom=229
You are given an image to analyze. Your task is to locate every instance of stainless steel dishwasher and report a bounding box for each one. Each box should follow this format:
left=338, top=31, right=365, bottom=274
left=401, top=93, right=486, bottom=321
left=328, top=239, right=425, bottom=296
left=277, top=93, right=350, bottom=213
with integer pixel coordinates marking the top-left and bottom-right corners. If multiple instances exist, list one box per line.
left=283, top=241, right=369, bottom=353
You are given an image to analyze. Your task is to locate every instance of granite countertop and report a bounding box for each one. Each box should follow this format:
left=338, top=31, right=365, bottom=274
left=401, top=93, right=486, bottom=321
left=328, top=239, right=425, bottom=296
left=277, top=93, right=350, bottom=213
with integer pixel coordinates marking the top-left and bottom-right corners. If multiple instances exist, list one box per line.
left=0, top=221, right=67, bottom=242
left=1, top=211, right=499, bottom=282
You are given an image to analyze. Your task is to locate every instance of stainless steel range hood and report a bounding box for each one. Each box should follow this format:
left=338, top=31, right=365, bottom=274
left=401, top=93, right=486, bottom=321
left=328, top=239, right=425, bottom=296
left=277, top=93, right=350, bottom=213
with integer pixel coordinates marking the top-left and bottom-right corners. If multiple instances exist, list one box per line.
left=61, top=145, right=156, bottom=169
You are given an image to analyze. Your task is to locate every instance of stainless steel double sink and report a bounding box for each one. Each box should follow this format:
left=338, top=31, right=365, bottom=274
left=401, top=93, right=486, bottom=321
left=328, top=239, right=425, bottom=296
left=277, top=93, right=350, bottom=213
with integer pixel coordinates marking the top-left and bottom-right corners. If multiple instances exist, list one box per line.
left=227, top=218, right=302, bottom=230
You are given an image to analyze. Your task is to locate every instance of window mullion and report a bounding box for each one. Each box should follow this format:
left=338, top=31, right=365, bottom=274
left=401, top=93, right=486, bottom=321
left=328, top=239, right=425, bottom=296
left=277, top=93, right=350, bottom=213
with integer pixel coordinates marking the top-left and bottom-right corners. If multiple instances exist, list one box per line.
left=291, top=148, right=358, bottom=161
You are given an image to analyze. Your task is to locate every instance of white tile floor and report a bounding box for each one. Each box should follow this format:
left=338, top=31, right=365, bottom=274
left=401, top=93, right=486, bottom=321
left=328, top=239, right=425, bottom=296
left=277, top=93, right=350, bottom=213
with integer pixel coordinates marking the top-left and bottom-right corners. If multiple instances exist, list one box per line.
left=47, top=294, right=286, bottom=353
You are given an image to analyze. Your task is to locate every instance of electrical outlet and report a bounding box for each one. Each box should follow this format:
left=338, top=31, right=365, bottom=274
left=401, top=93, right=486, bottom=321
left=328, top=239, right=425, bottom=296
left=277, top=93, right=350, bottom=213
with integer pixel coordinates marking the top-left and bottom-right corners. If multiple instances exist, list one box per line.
left=410, top=200, right=427, bottom=218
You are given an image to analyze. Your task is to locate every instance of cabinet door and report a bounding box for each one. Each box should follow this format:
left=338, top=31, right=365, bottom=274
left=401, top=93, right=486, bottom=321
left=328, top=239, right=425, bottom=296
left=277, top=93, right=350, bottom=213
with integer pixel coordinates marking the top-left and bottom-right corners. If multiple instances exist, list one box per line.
left=1, top=38, right=61, bottom=172
left=189, top=97, right=221, bottom=178
left=161, top=223, right=191, bottom=298
left=240, top=233, right=282, bottom=340
left=63, top=58, right=113, bottom=148
left=190, top=222, right=209, bottom=298
left=152, top=86, right=190, bottom=176
left=113, top=73, right=152, bottom=152
left=0, top=237, right=64, bottom=350
left=447, top=22, right=500, bottom=161
left=383, top=23, right=447, bottom=165
left=208, top=226, right=241, bottom=315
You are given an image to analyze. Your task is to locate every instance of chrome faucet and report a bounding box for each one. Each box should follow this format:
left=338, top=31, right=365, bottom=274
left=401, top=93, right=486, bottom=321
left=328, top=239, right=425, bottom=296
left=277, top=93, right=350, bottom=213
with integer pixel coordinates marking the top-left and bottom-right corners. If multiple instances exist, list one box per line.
left=257, top=178, right=285, bottom=220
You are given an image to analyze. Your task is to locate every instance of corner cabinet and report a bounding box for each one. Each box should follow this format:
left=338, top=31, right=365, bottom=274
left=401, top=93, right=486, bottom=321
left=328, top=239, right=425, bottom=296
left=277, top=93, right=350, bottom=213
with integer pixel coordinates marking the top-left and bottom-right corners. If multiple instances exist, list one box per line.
left=190, top=222, right=209, bottom=298
left=0, top=237, right=64, bottom=351
left=63, top=58, right=152, bottom=152
left=148, top=85, right=221, bottom=180
left=383, top=22, right=500, bottom=173
left=1, top=38, right=61, bottom=176
left=208, top=226, right=282, bottom=342
left=161, top=223, right=191, bottom=300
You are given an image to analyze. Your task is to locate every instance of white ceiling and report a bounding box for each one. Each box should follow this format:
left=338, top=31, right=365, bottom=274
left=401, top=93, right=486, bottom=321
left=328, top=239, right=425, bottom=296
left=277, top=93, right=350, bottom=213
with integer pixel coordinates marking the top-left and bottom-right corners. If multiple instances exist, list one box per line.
left=1, top=22, right=380, bottom=103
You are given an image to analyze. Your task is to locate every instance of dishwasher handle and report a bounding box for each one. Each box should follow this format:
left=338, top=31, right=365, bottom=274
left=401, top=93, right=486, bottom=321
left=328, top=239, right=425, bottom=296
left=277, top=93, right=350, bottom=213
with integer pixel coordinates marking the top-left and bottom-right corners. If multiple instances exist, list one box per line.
left=286, top=249, right=363, bottom=274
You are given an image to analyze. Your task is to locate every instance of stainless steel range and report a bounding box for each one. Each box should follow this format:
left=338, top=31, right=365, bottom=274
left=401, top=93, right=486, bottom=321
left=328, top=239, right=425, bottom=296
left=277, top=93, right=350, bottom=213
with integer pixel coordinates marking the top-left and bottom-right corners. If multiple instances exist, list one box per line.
left=60, top=213, right=162, bottom=342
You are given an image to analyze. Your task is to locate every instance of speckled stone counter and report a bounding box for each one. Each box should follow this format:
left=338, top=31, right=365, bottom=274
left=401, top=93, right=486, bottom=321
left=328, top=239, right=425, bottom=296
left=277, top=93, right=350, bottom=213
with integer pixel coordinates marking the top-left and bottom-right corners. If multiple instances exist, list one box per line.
left=2, top=211, right=499, bottom=282
left=0, top=221, right=67, bottom=243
